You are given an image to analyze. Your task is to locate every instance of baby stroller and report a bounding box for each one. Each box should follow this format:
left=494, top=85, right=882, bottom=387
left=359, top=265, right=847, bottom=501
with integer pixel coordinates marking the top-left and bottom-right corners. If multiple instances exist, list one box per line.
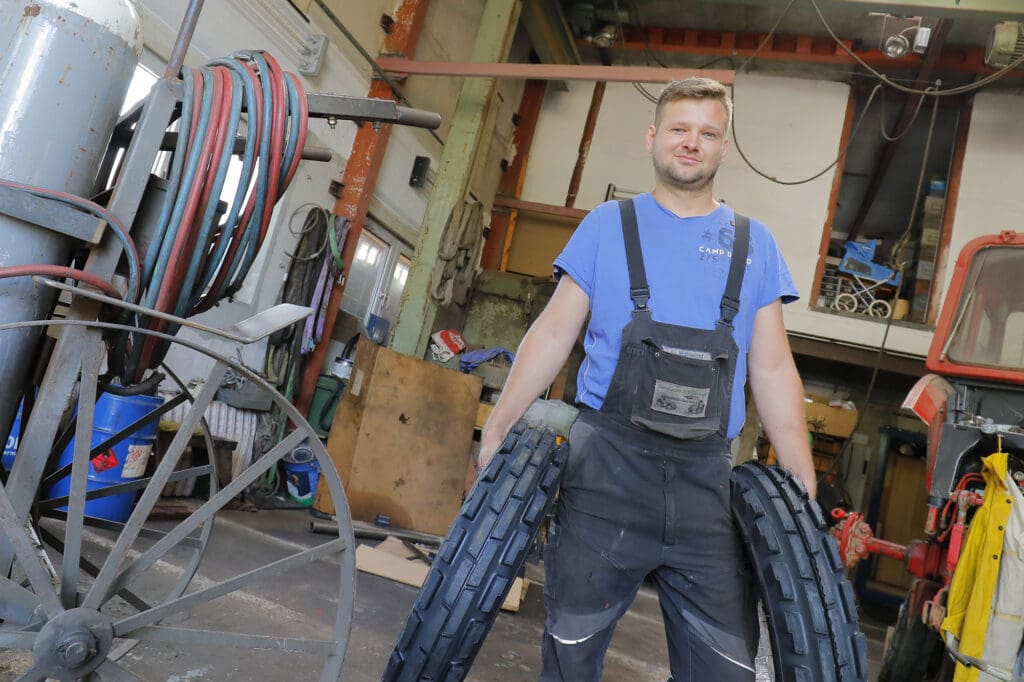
left=831, top=240, right=901, bottom=317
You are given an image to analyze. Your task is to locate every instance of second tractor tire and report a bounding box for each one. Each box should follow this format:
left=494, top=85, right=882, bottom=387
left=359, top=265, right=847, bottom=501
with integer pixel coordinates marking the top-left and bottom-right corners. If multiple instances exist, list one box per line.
left=731, top=461, right=869, bottom=681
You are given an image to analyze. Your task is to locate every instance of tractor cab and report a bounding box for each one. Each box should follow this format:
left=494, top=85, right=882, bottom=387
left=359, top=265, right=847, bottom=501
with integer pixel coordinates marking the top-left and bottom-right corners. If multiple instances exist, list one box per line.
left=904, top=230, right=1024, bottom=523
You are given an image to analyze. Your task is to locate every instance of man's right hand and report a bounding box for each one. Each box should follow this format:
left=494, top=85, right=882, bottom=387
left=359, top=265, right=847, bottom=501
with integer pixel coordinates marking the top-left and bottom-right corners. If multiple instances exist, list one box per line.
left=477, top=429, right=505, bottom=472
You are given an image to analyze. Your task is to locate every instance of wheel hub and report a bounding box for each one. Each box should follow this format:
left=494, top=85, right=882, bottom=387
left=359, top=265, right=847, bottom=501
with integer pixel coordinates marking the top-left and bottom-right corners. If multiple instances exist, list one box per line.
left=32, top=607, right=113, bottom=680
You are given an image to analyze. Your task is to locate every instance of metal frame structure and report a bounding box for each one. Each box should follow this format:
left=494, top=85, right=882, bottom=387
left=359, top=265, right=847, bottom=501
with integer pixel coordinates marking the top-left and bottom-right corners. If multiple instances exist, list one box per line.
left=0, top=0, right=441, bottom=677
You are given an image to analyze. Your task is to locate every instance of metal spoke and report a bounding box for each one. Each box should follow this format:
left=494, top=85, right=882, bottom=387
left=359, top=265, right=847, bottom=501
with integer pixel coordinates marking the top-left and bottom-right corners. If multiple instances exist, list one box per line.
left=130, top=625, right=337, bottom=654
left=41, top=509, right=204, bottom=548
left=115, top=538, right=346, bottom=637
left=42, top=392, right=190, bottom=488
left=102, top=429, right=306, bottom=602
left=82, top=363, right=226, bottom=610
left=38, top=465, right=214, bottom=511
left=37, top=525, right=151, bottom=613
left=0, top=630, right=37, bottom=648
left=0, top=575, right=43, bottom=617
left=93, top=659, right=145, bottom=682
left=13, top=665, right=45, bottom=682
left=0, top=485, right=61, bottom=617
left=61, top=331, right=104, bottom=608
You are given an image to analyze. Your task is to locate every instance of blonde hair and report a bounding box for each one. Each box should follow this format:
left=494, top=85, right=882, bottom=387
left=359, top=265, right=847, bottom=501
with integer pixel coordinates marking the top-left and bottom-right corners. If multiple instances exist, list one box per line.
left=655, top=78, right=733, bottom=130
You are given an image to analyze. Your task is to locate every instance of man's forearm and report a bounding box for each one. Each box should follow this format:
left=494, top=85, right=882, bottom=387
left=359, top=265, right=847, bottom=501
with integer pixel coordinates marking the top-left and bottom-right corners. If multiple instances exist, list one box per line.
left=478, top=276, right=590, bottom=466
left=481, top=321, right=574, bottom=443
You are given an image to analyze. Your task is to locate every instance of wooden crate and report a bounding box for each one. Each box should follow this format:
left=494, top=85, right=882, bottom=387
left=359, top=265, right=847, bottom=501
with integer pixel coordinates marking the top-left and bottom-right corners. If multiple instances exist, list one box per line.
left=313, top=338, right=483, bottom=535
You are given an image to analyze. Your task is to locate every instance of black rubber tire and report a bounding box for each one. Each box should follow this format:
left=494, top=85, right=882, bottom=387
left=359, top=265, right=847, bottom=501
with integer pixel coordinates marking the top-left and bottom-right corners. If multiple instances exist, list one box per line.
left=877, top=599, right=945, bottom=682
left=731, top=462, right=869, bottom=681
left=382, top=421, right=568, bottom=682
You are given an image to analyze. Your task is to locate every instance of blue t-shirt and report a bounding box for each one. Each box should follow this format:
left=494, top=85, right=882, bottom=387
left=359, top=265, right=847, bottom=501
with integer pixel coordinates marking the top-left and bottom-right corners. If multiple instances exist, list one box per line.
left=554, top=193, right=799, bottom=439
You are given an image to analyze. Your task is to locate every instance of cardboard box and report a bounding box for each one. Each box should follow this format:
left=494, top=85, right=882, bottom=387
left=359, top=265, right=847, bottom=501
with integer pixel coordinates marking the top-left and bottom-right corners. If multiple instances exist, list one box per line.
left=804, top=394, right=858, bottom=439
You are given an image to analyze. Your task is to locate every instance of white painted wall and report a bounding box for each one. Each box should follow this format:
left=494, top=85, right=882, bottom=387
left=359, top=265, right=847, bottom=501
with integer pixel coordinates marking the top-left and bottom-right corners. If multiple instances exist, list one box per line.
left=943, top=91, right=1024, bottom=303
left=521, top=74, right=938, bottom=356
left=135, top=0, right=448, bottom=379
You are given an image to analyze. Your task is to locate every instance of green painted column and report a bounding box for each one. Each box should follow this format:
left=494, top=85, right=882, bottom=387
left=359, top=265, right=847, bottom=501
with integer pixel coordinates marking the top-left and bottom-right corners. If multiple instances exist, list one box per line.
left=390, top=0, right=522, bottom=357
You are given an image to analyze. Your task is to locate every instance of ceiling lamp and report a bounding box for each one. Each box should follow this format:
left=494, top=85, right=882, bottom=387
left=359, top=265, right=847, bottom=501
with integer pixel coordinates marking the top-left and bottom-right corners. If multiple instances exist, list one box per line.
left=883, top=33, right=910, bottom=58
left=590, top=24, right=618, bottom=48
left=874, top=13, right=930, bottom=60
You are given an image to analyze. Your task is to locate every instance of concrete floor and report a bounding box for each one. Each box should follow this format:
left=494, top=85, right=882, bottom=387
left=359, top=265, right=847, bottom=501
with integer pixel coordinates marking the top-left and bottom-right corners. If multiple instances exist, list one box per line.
left=21, top=506, right=892, bottom=681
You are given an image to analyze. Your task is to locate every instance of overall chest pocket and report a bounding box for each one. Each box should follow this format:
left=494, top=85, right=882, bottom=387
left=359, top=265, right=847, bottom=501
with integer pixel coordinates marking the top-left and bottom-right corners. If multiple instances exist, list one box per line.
left=620, top=339, right=731, bottom=440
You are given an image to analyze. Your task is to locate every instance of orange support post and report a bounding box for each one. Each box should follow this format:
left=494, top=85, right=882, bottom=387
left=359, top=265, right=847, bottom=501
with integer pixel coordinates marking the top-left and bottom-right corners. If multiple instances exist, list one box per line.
left=295, top=0, right=431, bottom=417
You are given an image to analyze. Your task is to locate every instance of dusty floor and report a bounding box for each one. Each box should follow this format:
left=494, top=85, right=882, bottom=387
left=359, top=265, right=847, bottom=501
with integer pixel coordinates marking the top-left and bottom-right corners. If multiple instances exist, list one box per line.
left=3, top=507, right=893, bottom=681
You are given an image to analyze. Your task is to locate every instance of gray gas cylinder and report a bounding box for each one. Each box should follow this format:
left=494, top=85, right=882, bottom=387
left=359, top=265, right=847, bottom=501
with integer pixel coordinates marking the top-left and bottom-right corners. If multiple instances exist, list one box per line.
left=0, top=0, right=143, bottom=441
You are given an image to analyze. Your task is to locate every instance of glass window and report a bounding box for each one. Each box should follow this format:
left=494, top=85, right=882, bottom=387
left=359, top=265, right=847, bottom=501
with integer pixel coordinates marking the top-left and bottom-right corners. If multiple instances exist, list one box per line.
left=945, top=246, right=1024, bottom=369
left=380, top=255, right=411, bottom=326
left=340, top=231, right=390, bottom=322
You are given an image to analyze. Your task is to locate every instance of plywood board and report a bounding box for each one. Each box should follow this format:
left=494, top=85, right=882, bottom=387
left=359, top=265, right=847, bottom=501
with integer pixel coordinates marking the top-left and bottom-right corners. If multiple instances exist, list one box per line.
left=874, top=452, right=929, bottom=589
left=314, top=338, right=483, bottom=535
left=356, top=538, right=526, bottom=612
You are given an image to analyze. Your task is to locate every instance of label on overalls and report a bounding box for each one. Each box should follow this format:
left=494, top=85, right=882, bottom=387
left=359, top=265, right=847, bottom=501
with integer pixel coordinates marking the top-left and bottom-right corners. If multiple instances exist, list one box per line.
left=651, top=380, right=709, bottom=418
left=122, top=444, right=152, bottom=479
left=660, top=346, right=712, bottom=361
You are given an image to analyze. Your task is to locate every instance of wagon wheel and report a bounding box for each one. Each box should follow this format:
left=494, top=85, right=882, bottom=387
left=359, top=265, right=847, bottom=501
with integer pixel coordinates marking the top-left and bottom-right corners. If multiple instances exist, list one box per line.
left=833, top=293, right=859, bottom=313
left=30, top=360, right=220, bottom=615
left=0, top=319, right=355, bottom=681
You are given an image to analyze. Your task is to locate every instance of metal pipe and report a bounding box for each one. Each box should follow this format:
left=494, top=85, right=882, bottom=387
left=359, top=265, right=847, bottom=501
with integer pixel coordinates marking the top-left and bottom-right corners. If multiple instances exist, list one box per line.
left=166, top=0, right=205, bottom=77
left=566, top=81, right=606, bottom=208
left=310, top=519, right=443, bottom=547
left=310, top=0, right=443, bottom=146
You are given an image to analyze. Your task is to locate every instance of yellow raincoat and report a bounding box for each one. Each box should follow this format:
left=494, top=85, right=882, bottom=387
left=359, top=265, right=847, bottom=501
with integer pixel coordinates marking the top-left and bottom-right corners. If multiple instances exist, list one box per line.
left=940, top=452, right=1021, bottom=682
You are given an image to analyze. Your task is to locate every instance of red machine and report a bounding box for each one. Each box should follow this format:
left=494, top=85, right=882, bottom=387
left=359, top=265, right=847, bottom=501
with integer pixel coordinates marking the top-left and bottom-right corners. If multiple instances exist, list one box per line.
left=831, top=231, right=1024, bottom=681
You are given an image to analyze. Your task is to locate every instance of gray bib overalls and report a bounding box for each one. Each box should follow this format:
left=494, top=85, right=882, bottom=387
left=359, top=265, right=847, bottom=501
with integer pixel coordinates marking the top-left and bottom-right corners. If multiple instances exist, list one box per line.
left=540, top=199, right=757, bottom=681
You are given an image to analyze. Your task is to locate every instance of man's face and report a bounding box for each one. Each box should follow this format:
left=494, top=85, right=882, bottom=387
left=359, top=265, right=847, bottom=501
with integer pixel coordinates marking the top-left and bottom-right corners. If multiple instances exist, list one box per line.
left=646, top=98, right=730, bottom=192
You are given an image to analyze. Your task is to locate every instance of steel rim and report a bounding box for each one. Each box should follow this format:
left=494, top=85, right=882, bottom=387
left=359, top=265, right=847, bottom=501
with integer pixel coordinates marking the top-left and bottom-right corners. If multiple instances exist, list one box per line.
left=0, top=319, right=355, bottom=681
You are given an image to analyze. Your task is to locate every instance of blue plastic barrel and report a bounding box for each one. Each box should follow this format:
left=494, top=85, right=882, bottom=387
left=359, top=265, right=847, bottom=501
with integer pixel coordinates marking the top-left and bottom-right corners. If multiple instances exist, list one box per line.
left=2, top=401, right=23, bottom=472
left=48, top=391, right=163, bottom=522
left=283, top=445, right=320, bottom=507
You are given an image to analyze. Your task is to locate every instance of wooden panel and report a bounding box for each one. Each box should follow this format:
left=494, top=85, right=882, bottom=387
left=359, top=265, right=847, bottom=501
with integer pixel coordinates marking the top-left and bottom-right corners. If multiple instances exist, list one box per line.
left=873, top=452, right=929, bottom=589
left=314, top=338, right=483, bottom=535
left=504, top=212, right=578, bottom=277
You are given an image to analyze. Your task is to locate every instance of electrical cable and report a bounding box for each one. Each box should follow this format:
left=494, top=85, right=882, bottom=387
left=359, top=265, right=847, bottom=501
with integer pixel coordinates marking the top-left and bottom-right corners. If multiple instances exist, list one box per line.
left=806, top=0, right=1024, bottom=97
left=817, top=89, right=940, bottom=505
left=731, top=83, right=885, bottom=186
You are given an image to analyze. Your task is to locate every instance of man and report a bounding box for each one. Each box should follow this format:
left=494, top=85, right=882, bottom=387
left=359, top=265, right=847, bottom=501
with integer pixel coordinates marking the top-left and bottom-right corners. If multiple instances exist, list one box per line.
left=479, top=77, right=815, bottom=681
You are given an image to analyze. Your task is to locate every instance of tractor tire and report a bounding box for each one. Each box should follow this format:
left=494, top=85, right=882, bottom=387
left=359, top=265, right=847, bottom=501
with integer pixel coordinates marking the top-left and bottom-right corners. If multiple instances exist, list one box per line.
left=382, top=422, right=568, bottom=682
left=878, top=599, right=945, bottom=682
left=731, top=462, right=869, bottom=681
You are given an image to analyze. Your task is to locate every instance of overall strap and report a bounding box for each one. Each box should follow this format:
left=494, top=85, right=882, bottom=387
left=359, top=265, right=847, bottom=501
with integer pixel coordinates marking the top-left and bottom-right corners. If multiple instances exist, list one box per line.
left=618, top=199, right=650, bottom=313
left=720, top=212, right=750, bottom=326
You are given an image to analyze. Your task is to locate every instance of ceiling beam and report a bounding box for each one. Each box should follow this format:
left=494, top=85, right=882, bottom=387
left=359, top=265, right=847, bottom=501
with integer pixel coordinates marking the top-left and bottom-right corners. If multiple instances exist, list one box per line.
left=376, top=56, right=735, bottom=83
left=596, top=26, right=995, bottom=74
left=835, top=0, right=1024, bottom=13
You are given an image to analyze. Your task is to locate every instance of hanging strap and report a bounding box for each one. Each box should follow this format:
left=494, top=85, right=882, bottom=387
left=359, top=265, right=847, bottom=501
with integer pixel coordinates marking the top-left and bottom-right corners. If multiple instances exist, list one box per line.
left=618, top=199, right=650, bottom=312
left=619, top=199, right=751, bottom=325
left=721, top=212, right=749, bottom=326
